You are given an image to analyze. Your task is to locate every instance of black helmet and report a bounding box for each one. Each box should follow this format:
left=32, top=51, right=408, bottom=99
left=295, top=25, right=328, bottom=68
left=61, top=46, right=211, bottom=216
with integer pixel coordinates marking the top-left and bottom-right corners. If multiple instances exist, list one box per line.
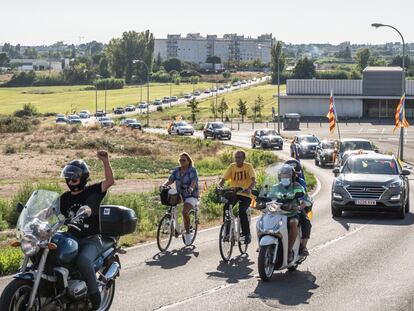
left=284, top=158, right=303, bottom=173
left=61, top=160, right=90, bottom=191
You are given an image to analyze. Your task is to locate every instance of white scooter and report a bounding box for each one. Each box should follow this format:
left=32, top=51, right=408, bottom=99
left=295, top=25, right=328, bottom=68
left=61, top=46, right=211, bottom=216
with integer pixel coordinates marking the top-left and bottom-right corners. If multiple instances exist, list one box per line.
left=254, top=190, right=307, bottom=282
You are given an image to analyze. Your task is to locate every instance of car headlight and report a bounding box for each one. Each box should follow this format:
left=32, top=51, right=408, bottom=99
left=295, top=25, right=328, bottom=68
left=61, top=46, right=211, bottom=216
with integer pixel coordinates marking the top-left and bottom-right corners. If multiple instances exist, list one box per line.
left=21, top=235, right=39, bottom=256
left=335, top=179, right=344, bottom=187
left=388, top=181, right=401, bottom=189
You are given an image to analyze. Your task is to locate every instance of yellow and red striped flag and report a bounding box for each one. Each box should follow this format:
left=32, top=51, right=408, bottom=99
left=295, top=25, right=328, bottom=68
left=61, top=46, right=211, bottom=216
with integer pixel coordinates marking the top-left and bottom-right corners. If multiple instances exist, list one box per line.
left=326, top=91, right=337, bottom=134
left=393, top=94, right=409, bottom=133
left=203, top=181, right=208, bottom=192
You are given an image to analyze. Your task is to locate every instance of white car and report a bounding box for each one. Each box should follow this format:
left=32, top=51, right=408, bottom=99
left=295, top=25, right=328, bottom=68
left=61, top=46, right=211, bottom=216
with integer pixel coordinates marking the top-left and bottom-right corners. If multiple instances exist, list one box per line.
left=79, top=110, right=90, bottom=119
left=184, top=94, right=192, bottom=99
left=168, top=121, right=194, bottom=136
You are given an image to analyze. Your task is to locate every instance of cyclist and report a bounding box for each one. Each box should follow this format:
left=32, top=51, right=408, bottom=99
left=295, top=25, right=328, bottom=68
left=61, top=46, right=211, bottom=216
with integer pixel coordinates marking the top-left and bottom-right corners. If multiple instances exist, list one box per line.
left=284, top=159, right=312, bottom=257
left=59, top=150, right=115, bottom=310
left=162, top=152, right=199, bottom=246
left=218, top=150, right=256, bottom=244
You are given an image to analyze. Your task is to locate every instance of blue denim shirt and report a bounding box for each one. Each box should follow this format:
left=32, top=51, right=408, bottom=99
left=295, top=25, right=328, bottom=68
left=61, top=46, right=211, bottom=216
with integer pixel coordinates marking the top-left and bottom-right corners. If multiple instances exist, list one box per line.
left=169, top=167, right=199, bottom=199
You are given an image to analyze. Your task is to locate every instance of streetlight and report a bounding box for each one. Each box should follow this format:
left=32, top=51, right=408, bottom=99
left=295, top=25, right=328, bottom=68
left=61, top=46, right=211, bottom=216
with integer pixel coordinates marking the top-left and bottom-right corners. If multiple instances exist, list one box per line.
left=258, top=43, right=281, bottom=133
left=132, top=59, right=150, bottom=126
left=372, top=23, right=406, bottom=160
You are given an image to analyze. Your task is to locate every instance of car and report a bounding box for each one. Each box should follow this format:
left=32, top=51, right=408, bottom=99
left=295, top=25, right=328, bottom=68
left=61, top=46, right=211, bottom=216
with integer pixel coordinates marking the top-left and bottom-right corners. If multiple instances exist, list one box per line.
left=337, top=138, right=376, bottom=164
left=67, top=115, right=82, bottom=125
left=96, top=109, right=106, bottom=117
left=98, top=116, right=114, bottom=127
left=241, top=80, right=247, bottom=85
left=121, top=118, right=141, bottom=130
left=184, top=94, right=192, bottom=99
left=218, top=86, right=225, bottom=91
left=232, top=82, right=240, bottom=87
left=225, top=84, right=231, bottom=89
left=290, top=134, right=320, bottom=158
left=211, top=88, right=217, bottom=92
left=251, top=129, right=283, bottom=150
left=203, top=122, right=232, bottom=140
left=168, top=121, right=194, bottom=135
left=137, top=102, right=148, bottom=109
left=55, top=115, right=69, bottom=124
left=113, top=107, right=125, bottom=114
left=153, top=99, right=162, bottom=106
left=79, top=110, right=90, bottom=119
left=125, top=105, right=136, bottom=112
left=193, top=91, right=201, bottom=96
left=204, top=89, right=211, bottom=94
left=315, top=139, right=337, bottom=167
left=171, top=96, right=178, bottom=102
left=162, top=97, right=170, bottom=104
left=331, top=153, right=410, bottom=218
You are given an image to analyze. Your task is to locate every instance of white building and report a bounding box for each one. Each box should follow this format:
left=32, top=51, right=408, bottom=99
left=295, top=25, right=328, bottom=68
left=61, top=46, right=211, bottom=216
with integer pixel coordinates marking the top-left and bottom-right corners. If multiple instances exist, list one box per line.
left=10, top=59, right=63, bottom=72
left=154, top=33, right=275, bottom=64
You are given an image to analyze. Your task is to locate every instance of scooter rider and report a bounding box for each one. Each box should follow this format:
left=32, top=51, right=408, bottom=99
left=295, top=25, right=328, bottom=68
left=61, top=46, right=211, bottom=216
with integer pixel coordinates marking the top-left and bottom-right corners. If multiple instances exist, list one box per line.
left=269, top=164, right=308, bottom=262
left=284, top=159, right=312, bottom=256
left=59, top=150, right=115, bottom=310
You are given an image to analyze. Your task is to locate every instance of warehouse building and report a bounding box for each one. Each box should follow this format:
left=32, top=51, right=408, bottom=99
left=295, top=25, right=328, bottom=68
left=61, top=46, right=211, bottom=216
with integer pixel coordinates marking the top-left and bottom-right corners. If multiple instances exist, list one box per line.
left=279, top=67, right=414, bottom=119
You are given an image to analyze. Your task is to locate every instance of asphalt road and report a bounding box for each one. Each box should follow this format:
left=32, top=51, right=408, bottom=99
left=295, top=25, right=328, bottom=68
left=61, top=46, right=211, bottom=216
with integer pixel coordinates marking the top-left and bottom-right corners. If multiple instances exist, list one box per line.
left=1, top=130, right=414, bottom=310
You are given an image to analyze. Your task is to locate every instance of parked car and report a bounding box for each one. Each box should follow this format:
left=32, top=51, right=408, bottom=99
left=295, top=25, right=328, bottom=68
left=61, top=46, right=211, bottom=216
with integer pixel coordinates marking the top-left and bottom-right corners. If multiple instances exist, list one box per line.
left=121, top=118, right=141, bottom=130
left=211, top=88, right=217, bottom=92
left=193, top=91, right=201, bottom=96
left=331, top=153, right=410, bottom=218
left=218, top=86, right=225, bottom=91
left=125, top=105, right=136, bottom=112
left=96, top=109, right=106, bottom=117
left=203, top=122, right=232, bottom=140
left=337, top=138, right=376, bottom=164
left=290, top=134, right=320, bottom=158
left=162, top=97, right=170, bottom=104
left=225, top=84, right=231, bottom=89
left=113, top=107, right=125, bottom=114
left=153, top=99, right=162, bottom=106
left=171, top=96, right=178, bottom=102
left=168, top=121, right=194, bottom=135
left=204, top=89, right=211, bottom=94
left=241, top=80, right=247, bottom=85
left=67, top=115, right=82, bottom=125
left=251, top=129, right=283, bottom=150
left=79, top=110, right=90, bottom=119
left=184, top=93, right=192, bottom=99
left=98, top=116, right=115, bottom=127
left=137, top=102, right=148, bottom=109
left=55, top=115, right=69, bottom=124
left=315, top=139, right=337, bottom=167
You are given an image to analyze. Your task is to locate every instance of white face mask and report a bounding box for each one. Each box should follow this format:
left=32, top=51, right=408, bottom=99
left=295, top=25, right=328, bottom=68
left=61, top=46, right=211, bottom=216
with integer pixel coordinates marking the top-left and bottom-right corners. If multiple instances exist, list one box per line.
left=281, top=178, right=291, bottom=187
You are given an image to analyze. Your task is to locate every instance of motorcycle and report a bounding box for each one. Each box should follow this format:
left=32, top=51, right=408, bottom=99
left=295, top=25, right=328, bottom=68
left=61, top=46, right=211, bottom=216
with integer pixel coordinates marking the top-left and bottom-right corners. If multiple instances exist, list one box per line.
left=0, top=189, right=137, bottom=311
left=253, top=187, right=308, bottom=282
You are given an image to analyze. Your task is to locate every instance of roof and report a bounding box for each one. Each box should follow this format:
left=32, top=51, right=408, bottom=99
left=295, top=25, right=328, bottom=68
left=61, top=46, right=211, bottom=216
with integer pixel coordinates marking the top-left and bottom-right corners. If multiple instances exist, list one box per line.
left=341, top=138, right=370, bottom=142
left=363, top=66, right=402, bottom=72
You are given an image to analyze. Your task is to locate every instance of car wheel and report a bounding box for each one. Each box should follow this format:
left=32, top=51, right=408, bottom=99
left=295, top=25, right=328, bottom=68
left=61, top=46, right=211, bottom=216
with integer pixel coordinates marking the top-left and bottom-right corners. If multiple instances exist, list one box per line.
left=204, top=134, right=208, bottom=140
left=397, top=204, right=406, bottom=219
left=315, top=157, right=319, bottom=166
left=213, top=134, right=217, bottom=140
left=320, top=160, right=325, bottom=168
left=279, top=145, right=283, bottom=150
left=331, top=202, right=342, bottom=218
left=252, top=142, right=256, bottom=149
left=405, top=196, right=410, bottom=213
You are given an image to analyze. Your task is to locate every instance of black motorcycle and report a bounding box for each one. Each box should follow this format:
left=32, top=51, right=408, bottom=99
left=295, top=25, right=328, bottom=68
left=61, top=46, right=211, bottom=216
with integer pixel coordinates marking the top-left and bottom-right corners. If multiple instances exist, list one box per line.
left=0, top=189, right=137, bottom=311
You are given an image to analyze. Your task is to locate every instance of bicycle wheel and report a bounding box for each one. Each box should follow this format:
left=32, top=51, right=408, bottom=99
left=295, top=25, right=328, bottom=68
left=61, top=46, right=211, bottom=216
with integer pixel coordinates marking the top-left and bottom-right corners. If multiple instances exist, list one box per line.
left=219, top=222, right=234, bottom=262
left=157, top=214, right=173, bottom=252
left=181, top=209, right=198, bottom=246
left=238, top=239, right=248, bottom=254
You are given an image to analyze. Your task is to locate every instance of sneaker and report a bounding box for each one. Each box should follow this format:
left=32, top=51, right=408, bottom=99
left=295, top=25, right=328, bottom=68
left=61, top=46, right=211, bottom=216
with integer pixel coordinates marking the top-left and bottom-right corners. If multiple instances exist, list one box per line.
left=184, top=233, right=193, bottom=246
left=299, top=246, right=309, bottom=257
left=244, top=234, right=251, bottom=245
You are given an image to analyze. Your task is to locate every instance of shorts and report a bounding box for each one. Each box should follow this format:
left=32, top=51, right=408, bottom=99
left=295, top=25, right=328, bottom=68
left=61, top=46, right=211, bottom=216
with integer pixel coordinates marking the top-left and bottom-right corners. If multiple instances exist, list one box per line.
left=184, top=197, right=199, bottom=209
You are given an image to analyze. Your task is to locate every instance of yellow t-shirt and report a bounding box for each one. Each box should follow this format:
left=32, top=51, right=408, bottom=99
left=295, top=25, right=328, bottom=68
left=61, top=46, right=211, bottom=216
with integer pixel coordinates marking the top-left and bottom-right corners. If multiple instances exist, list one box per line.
left=223, top=162, right=256, bottom=197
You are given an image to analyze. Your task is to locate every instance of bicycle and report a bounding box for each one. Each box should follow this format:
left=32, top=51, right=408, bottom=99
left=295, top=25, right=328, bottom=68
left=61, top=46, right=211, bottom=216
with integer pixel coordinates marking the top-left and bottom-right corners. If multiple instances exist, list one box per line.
left=216, top=187, right=252, bottom=262
left=156, top=186, right=199, bottom=252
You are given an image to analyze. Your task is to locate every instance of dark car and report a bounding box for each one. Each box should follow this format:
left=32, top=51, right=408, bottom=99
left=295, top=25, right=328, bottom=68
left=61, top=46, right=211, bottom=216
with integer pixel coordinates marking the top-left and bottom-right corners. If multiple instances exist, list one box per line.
left=120, top=118, right=141, bottom=130
left=315, top=140, right=337, bottom=167
left=67, top=115, right=82, bottom=125
left=96, top=109, right=106, bottom=117
left=162, top=97, right=170, bottom=104
left=114, top=107, right=125, bottom=114
left=290, top=134, right=320, bottom=158
left=331, top=154, right=410, bottom=218
left=55, top=114, right=69, bottom=124
left=203, top=122, right=232, bottom=140
left=251, top=129, right=283, bottom=150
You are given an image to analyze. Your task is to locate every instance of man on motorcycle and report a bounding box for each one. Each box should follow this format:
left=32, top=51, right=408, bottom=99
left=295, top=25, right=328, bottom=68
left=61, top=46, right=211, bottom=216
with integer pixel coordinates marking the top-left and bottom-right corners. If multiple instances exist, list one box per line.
left=284, top=159, right=312, bottom=256
left=59, top=150, right=114, bottom=310
left=218, top=150, right=256, bottom=244
left=269, top=164, right=309, bottom=262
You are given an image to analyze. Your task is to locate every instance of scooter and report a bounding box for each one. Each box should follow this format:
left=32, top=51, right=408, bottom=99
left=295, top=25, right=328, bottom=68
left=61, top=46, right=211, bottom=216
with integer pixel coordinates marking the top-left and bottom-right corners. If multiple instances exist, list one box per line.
left=253, top=190, right=307, bottom=282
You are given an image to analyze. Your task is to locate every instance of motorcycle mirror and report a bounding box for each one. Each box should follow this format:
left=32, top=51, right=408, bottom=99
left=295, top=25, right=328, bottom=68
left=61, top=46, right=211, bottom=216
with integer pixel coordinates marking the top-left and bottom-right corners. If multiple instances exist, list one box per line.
left=16, top=202, right=24, bottom=213
left=76, top=206, right=92, bottom=218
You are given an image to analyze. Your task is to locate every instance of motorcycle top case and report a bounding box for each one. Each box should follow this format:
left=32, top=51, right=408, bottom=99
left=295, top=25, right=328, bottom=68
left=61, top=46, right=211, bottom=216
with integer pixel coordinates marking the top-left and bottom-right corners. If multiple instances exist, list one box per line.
left=99, top=205, right=137, bottom=236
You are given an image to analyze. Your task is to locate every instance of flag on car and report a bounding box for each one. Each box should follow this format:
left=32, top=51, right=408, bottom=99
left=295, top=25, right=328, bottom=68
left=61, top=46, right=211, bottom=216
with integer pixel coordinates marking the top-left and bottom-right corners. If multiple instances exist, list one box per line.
left=393, top=94, right=409, bottom=133
left=326, top=91, right=337, bottom=134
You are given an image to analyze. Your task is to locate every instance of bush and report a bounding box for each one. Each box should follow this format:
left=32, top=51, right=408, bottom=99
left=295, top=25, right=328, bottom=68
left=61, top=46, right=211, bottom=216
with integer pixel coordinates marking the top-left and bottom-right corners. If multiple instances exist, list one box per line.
left=3, top=71, right=36, bottom=87
left=152, top=70, right=171, bottom=83
left=13, top=103, right=38, bottom=118
left=32, top=73, right=67, bottom=86
left=3, top=144, right=17, bottom=154
left=180, top=70, right=200, bottom=78
left=315, top=70, right=349, bottom=80
left=95, top=78, right=124, bottom=90
left=0, top=198, right=9, bottom=230
left=0, top=247, right=23, bottom=276
left=0, top=117, right=32, bottom=133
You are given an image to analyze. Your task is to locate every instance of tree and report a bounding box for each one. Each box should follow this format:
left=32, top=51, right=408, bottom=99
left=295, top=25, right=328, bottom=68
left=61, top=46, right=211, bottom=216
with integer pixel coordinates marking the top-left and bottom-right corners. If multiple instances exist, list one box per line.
left=237, top=99, right=248, bottom=122
left=163, top=58, right=182, bottom=72
left=206, top=56, right=221, bottom=64
left=222, top=71, right=231, bottom=79
left=189, top=76, right=199, bottom=84
left=350, top=68, right=362, bottom=79
left=187, top=97, right=199, bottom=123
left=98, top=55, right=111, bottom=78
left=355, top=48, right=371, bottom=71
left=210, top=100, right=217, bottom=119
left=252, top=95, right=264, bottom=121
left=0, top=53, right=10, bottom=67
left=293, top=57, right=315, bottom=79
left=217, top=98, right=228, bottom=122
left=23, top=47, right=38, bottom=59
left=336, top=46, right=352, bottom=60
left=390, top=55, right=411, bottom=68
left=270, top=41, right=286, bottom=84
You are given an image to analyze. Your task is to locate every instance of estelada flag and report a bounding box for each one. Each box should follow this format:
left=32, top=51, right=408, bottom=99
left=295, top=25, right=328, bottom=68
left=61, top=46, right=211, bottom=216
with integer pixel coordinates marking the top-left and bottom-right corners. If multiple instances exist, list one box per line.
left=326, top=91, right=337, bottom=134
left=394, top=94, right=410, bottom=133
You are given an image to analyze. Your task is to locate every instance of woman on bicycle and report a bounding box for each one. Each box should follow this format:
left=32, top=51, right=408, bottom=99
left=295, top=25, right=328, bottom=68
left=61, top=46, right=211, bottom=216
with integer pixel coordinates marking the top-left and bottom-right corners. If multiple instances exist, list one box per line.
left=162, top=152, right=199, bottom=245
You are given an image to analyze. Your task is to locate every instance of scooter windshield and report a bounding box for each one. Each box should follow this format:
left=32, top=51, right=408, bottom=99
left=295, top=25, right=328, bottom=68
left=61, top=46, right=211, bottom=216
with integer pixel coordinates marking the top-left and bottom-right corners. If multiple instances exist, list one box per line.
left=16, top=190, right=65, bottom=241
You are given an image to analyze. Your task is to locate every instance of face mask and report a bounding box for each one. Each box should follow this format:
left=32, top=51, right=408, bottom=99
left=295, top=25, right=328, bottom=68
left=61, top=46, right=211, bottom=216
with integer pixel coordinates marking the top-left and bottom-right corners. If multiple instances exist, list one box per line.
left=281, top=178, right=291, bottom=187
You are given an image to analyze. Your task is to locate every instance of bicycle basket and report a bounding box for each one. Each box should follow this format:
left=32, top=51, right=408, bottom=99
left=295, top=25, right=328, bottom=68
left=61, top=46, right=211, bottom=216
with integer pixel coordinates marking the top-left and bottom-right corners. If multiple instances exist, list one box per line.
left=160, top=188, right=181, bottom=206
left=216, top=189, right=238, bottom=204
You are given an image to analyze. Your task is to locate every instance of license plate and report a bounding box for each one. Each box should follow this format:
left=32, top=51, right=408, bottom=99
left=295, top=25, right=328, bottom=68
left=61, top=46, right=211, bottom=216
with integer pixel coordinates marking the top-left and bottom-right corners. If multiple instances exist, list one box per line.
left=355, top=200, right=376, bottom=206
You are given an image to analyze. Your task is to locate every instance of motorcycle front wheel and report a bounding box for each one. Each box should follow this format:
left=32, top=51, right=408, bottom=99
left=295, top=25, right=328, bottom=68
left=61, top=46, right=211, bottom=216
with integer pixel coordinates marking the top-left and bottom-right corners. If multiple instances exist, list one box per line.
left=258, top=245, right=275, bottom=282
left=0, top=279, right=40, bottom=311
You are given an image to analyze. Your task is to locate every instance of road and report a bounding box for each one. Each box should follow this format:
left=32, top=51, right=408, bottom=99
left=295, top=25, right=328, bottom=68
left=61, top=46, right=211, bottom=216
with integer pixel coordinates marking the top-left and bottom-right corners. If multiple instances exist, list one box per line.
left=1, top=130, right=414, bottom=310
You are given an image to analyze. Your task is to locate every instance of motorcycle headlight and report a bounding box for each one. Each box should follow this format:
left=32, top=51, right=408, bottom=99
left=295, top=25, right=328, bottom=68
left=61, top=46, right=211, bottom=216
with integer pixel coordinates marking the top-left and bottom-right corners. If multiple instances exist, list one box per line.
left=21, top=235, right=39, bottom=256
left=266, top=202, right=280, bottom=213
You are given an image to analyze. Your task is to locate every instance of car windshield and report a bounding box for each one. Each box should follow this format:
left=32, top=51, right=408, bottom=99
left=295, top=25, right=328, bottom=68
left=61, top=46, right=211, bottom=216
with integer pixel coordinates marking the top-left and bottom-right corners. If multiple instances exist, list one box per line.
left=126, top=119, right=136, bottom=123
left=302, top=136, right=318, bottom=143
left=212, top=123, right=224, bottom=128
left=341, top=141, right=373, bottom=152
left=176, top=122, right=188, bottom=126
left=262, top=130, right=277, bottom=136
left=342, top=158, right=398, bottom=175
left=322, top=142, right=335, bottom=149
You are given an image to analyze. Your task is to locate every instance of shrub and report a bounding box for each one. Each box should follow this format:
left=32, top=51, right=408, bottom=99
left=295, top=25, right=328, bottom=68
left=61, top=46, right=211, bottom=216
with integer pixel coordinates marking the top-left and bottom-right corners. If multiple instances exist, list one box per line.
left=3, top=71, right=36, bottom=87
left=0, top=198, right=9, bottom=231
left=95, top=78, right=124, bottom=90
left=0, top=247, right=23, bottom=275
left=32, top=73, right=67, bottom=86
left=13, top=103, right=38, bottom=118
left=152, top=70, right=171, bottom=83
left=3, top=144, right=17, bottom=154
left=0, top=117, right=32, bottom=133
left=315, top=70, right=349, bottom=80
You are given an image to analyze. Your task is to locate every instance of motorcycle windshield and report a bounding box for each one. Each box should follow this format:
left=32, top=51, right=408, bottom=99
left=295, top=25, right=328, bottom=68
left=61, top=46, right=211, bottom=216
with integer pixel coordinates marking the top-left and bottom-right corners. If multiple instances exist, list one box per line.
left=16, top=190, right=64, bottom=241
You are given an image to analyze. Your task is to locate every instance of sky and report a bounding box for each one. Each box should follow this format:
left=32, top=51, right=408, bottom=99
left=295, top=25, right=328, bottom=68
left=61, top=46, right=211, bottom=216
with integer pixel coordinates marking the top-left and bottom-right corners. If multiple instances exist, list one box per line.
left=2, top=0, right=413, bottom=46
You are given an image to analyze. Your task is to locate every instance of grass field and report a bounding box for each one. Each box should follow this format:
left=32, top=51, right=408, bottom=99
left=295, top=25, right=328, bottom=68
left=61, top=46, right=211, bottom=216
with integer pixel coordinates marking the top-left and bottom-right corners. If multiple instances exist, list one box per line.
left=0, top=82, right=215, bottom=115
left=149, top=83, right=286, bottom=123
